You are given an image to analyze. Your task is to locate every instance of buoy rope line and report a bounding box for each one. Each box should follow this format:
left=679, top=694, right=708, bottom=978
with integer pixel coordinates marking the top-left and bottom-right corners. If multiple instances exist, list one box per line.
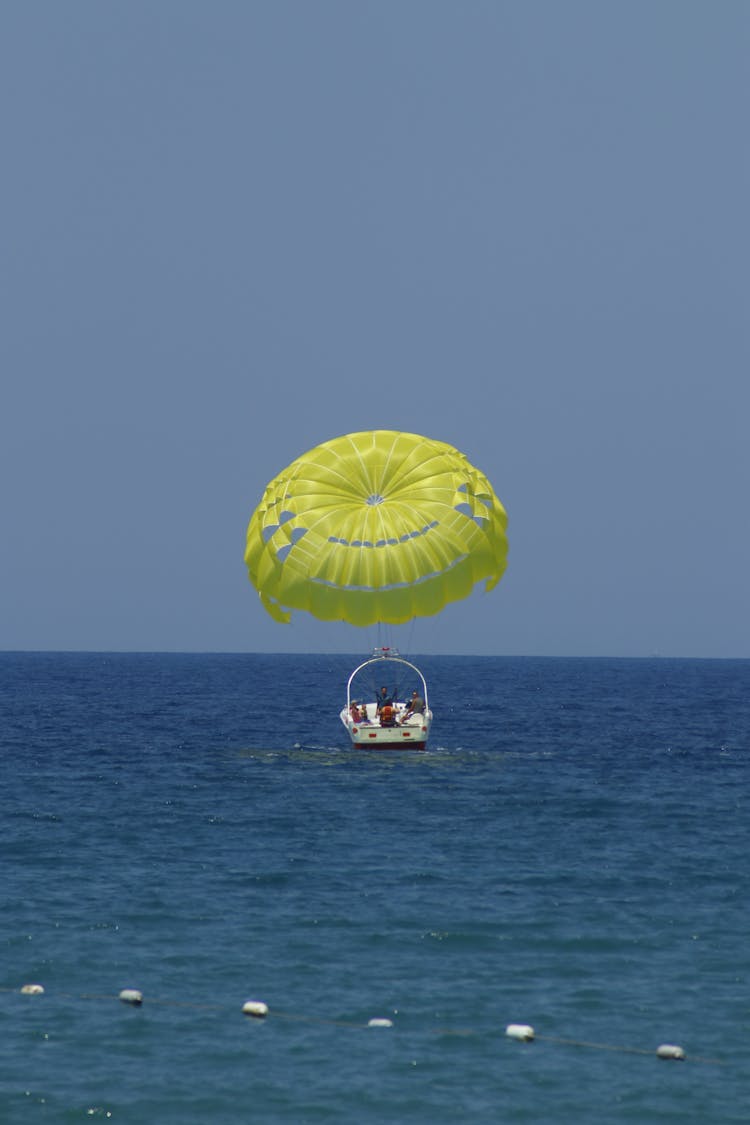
left=4, top=985, right=725, bottom=1066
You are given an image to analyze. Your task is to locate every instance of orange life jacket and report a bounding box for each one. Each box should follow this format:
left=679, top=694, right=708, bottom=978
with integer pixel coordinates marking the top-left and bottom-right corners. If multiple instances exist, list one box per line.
left=380, top=704, right=394, bottom=725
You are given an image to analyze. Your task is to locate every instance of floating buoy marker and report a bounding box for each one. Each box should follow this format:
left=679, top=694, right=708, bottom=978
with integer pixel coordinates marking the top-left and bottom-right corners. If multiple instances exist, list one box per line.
left=20, top=983, right=45, bottom=995
left=656, top=1043, right=685, bottom=1060
left=505, top=1024, right=535, bottom=1041
left=118, top=989, right=143, bottom=1006
left=367, top=1018, right=393, bottom=1028
left=242, top=1000, right=269, bottom=1018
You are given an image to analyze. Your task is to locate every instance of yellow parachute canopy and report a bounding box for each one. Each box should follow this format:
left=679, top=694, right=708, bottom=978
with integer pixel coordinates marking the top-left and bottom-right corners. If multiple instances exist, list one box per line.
left=245, top=430, right=508, bottom=627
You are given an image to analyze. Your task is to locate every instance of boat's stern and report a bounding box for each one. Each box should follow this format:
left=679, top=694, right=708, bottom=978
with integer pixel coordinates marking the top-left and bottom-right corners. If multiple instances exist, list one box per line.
left=340, top=702, right=431, bottom=751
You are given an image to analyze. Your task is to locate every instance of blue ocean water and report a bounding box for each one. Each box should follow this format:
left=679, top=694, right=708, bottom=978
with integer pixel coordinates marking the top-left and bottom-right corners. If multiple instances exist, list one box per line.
left=1, top=652, right=748, bottom=1123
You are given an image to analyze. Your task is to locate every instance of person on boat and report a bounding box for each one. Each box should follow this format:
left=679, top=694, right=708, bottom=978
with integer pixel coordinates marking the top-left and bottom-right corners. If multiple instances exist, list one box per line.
left=350, top=701, right=362, bottom=722
left=404, top=689, right=425, bottom=716
left=379, top=700, right=396, bottom=727
left=376, top=686, right=392, bottom=714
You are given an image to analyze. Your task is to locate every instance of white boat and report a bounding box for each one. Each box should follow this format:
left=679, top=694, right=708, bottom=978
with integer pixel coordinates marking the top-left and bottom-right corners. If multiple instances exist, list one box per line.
left=339, top=647, right=432, bottom=750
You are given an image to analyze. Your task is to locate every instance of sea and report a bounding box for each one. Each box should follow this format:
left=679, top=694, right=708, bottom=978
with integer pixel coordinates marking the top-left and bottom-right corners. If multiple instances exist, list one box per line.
left=1, top=652, right=748, bottom=1124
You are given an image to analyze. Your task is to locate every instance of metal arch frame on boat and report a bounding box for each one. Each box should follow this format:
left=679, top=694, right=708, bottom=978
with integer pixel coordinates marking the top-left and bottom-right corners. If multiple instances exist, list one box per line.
left=344, top=647, right=429, bottom=715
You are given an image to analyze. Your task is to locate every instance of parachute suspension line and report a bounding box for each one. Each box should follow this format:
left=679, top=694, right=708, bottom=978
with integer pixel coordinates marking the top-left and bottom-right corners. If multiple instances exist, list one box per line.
left=403, top=617, right=417, bottom=662
left=373, top=618, right=418, bottom=662
left=376, top=621, right=394, bottom=654
left=364, top=622, right=381, bottom=656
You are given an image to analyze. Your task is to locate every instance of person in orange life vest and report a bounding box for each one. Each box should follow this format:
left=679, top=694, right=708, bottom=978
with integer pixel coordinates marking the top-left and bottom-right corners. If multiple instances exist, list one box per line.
left=379, top=701, right=396, bottom=727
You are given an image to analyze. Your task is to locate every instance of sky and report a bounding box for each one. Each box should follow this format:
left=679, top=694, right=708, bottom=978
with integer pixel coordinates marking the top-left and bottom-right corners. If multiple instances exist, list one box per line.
left=2, top=1, right=748, bottom=657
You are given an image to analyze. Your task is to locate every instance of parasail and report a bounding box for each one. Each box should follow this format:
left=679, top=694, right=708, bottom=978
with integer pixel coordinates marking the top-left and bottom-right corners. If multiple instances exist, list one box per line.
left=245, top=430, right=508, bottom=628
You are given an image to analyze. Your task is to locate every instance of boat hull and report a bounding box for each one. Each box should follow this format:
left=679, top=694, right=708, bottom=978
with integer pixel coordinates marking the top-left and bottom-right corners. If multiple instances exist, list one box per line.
left=339, top=710, right=430, bottom=751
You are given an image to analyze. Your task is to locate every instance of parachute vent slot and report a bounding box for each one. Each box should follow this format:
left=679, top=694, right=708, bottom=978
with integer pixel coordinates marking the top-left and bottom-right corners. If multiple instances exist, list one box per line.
left=454, top=503, right=489, bottom=528
left=327, top=522, right=438, bottom=549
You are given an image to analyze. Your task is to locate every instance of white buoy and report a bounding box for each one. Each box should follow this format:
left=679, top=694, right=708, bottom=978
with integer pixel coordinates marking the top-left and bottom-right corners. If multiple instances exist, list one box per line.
left=505, top=1023, right=535, bottom=1041
left=367, top=1018, right=393, bottom=1028
left=118, top=989, right=143, bottom=1006
left=656, top=1043, right=685, bottom=1060
left=20, top=983, right=45, bottom=995
left=242, top=1000, right=269, bottom=1018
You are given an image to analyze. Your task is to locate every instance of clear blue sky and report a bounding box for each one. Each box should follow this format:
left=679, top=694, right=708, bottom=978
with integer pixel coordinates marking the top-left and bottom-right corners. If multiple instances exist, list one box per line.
left=2, top=1, right=747, bottom=657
